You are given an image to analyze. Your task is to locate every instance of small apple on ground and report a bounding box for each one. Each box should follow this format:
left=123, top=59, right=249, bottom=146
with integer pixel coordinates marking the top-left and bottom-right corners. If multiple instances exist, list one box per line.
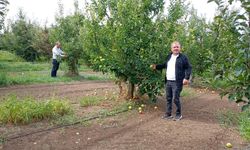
left=154, top=106, right=158, bottom=110
left=128, top=106, right=132, bottom=110
left=226, top=143, right=232, bottom=148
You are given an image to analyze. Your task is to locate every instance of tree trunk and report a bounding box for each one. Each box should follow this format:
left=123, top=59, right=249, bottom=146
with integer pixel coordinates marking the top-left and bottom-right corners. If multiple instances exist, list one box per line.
left=66, top=59, right=79, bottom=76
left=127, top=81, right=135, bottom=99
left=116, top=79, right=127, bottom=98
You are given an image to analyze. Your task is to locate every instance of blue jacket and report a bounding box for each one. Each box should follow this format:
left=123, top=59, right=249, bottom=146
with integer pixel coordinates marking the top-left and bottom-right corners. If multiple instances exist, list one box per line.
left=156, top=53, right=192, bottom=84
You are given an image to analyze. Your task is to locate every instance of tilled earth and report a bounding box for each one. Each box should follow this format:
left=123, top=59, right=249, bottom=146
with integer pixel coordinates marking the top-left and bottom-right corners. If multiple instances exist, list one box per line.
left=0, top=81, right=248, bottom=150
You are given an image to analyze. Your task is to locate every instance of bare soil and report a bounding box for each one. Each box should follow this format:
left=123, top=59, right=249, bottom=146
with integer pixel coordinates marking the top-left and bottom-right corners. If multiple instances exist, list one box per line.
left=0, top=81, right=248, bottom=150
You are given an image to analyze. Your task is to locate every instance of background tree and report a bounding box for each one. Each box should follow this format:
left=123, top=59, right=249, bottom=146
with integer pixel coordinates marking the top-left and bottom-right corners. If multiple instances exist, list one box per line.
left=1, top=9, right=39, bottom=61
left=32, top=25, right=52, bottom=61
left=181, top=8, right=213, bottom=77
left=0, top=0, right=9, bottom=30
left=1, top=17, right=53, bottom=61
left=82, top=0, right=188, bottom=100
left=49, top=0, right=85, bottom=76
left=208, top=0, right=250, bottom=110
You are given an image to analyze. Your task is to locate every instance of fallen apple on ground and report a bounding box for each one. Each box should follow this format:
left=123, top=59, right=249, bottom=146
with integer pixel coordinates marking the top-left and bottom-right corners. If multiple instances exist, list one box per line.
left=226, top=143, right=232, bottom=148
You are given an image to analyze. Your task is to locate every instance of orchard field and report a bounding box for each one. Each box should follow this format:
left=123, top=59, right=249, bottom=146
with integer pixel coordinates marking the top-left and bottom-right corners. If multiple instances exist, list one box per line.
left=0, top=74, right=247, bottom=150
left=0, top=0, right=249, bottom=149
left=0, top=60, right=248, bottom=150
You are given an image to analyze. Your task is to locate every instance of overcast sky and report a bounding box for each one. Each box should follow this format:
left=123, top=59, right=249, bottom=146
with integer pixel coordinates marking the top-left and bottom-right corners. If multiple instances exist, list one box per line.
left=5, top=0, right=218, bottom=26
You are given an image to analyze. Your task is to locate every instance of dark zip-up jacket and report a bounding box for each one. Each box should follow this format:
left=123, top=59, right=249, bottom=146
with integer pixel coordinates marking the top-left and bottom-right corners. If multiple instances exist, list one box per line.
left=156, top=53, right=192, bottom=84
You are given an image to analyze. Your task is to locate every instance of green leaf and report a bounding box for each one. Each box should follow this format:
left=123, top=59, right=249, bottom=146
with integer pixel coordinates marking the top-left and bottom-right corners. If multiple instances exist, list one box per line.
left=235, top=15, right=247, bottom=21
left=228, top=0, right=233, bottom=4
left=242, top=104, right=250, bottom=111
left=228, top=94, right=236, bottom=101
left=235, top=68, right=242, bottom=77
left=207, top=0, right=215, bottom=4
left=220, top=91, right=228, bottom=99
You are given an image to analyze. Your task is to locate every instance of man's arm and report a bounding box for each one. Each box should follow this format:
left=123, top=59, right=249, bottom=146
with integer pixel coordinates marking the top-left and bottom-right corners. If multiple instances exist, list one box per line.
left=184, top=56, right=192, bottom=80
left=58, top=48, right=66, bottom=57
left=150, top=62, right=166, bottom=70
left=156, top=63, right=166, bottom=70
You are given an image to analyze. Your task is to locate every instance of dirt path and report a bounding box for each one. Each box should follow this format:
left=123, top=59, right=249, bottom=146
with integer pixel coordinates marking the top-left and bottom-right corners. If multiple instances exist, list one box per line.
left=0, top=82, right=248, bottom=150
left=0, top=81, right=116, bottom=101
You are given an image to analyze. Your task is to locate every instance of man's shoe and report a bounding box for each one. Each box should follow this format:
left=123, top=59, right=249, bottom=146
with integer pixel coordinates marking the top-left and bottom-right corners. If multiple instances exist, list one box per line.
left=174, top=115, right=182, bottom=121
left=162, top=115, right=173, bottom=120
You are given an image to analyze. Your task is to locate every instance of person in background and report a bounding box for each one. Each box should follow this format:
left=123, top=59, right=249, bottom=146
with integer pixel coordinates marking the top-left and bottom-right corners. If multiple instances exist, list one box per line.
left=151, top=41, right=192, bottom=121
left=51, top=41, right=66, bottom=77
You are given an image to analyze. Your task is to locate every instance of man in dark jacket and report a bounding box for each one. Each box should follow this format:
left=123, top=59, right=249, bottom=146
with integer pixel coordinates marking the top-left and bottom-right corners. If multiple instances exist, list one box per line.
left=151, top=41, right=192, bottom=121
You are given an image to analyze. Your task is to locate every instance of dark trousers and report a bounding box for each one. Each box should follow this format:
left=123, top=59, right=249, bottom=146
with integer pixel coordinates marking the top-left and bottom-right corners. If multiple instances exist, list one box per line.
left=165, top=81, right=183, bottom=116
left=51, top=59, right=60, bottom=77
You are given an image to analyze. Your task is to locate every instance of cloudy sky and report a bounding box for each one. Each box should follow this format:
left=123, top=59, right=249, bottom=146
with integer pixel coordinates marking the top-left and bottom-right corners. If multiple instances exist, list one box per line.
left=5, top=0, right=218, bottom=26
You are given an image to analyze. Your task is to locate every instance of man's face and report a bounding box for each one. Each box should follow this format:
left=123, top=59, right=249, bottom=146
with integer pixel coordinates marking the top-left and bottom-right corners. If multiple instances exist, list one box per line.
left=57, top=44, right=61, bottom=48
left=171, top=43, right=181, bottom=55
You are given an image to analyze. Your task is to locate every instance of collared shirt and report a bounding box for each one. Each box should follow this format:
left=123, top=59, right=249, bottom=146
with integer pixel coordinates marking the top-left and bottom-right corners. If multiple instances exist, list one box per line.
left=52, top=46, right=65, bottom=59
left=166, top=54, right=179, bottom=80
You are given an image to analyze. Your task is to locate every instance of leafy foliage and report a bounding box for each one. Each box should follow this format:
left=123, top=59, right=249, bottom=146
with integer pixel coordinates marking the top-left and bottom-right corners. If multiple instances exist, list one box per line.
left=0, top=10, right=53, bottom=61
left=0, top=0, right=9, bottom=30
left=208, top=0, right=250, bottom=110
left=183, top=8, right=213, bottom=76
left=0, top=10, right=39, bottom=61
left=82, top=0, right=187, bottom=99
left=32, top=26, right=52, bottom=60
left=50, top=10, right=85, bottom=76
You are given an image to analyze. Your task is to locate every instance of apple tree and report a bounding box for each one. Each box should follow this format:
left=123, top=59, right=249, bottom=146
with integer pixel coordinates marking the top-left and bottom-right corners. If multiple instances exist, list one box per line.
left=208, top=0, right=250, bottom=110
left=82, top=0, right=168, bottom=100
left=0, top=0, right=9, bottom=30
left=49, top=0, right=85, bottom=76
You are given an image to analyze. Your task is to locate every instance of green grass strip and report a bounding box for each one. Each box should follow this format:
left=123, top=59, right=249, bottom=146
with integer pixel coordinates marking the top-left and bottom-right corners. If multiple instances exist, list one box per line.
left=0, top=95, right=72, bottom=124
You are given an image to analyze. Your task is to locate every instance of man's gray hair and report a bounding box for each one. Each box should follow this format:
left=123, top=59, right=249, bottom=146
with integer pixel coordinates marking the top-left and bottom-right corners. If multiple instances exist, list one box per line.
left=55, top=41, right=61, bottom=45
left=171, top=41, right=181, bottom=48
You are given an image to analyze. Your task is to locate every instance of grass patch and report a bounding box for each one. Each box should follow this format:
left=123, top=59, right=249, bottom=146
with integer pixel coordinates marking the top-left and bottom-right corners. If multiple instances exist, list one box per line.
left=181, top=87, right=196, bottom=97
left=0, top=62, right=50, bottom=72
left=5, top=71, right=79, bottom=85
left=0, top=95, right=72, bottom=124
left=0, top=72, right=9, bottom=86
left=83, top=73, right=115, bottom=81
left=0, top=51, right=23, bottom=62
left=217, top=110, right=250, bottom=141
left=1, top=71, right=113, bottom=86
left=80, top=120, right=92, bottom=127
left=239, top=111, right=250, bottom=140
left=217, top=110, right=239, bottom=127
left=78, top=65, right=92, bottom=72
left=0, top=61, right=114, bottom=86
left=80, top=96, right=103, bottom=107
left=52, top=114, right=79, bottom=126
